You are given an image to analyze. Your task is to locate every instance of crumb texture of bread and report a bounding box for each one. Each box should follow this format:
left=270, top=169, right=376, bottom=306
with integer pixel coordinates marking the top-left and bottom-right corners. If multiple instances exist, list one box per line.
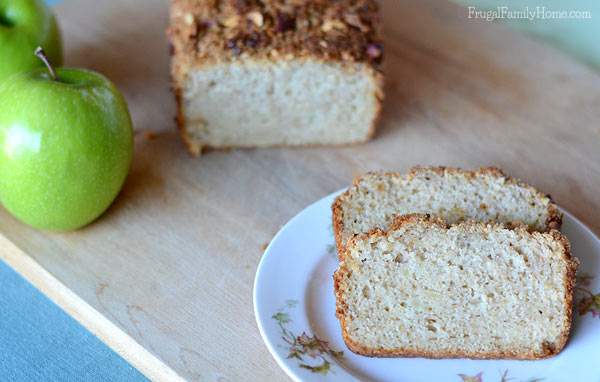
left=333, top=167, right=561, bottom=250
left=334, top=215, right=578, bottom=359
left=181, top=59, right=380, bottom=149
left=169, top=0, right=383, bottom=154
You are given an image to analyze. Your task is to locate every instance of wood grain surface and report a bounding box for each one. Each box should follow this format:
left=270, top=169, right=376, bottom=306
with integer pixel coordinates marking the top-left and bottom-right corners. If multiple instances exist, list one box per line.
left=1, top=0, right=599, bottom=381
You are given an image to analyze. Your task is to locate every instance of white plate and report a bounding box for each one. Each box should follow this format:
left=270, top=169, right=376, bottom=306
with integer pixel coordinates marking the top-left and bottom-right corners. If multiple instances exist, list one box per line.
left=254, top=190, right=600, bottom=382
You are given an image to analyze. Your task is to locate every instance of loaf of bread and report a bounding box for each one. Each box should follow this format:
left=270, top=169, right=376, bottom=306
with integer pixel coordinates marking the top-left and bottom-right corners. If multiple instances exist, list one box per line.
left=334, top=214, right=578, bottom=359
left=169, top=0, right=384, bottom=155
left=332, top=167, right=561, bottom=252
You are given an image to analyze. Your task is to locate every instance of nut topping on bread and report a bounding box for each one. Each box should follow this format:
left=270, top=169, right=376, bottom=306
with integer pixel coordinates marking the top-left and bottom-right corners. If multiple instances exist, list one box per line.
left=169, top=0, right=383, bottom=66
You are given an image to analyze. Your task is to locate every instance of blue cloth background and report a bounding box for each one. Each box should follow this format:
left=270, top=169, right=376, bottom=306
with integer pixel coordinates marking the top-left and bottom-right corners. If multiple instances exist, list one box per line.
left=0, top=261, right=147, bottom=381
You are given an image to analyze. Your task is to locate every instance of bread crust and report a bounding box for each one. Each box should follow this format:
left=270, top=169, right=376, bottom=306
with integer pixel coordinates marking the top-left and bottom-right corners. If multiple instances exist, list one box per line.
left=332, top=166, right=563, bottom=255
left=333, top=214, right=579, bottom=359
left=168, top=0, right=385, bottom=155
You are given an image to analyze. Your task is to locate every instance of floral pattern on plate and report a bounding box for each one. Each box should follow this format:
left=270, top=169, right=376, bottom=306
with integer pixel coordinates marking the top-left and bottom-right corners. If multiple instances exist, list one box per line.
left=458, top=369, right=544, bottom=382
left=576, top=274, right=600, bottom=318
left=272, top=299, right=344, bottom=375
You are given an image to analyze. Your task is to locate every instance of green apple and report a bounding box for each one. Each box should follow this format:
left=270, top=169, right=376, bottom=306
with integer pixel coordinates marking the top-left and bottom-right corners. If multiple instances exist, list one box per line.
left=0, top=51, right=133, bottom=231
left=0, top=0, right=62, bottom=83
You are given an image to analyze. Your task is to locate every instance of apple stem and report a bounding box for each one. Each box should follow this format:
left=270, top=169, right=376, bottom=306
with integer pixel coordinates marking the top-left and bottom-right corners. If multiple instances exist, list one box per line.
left=34, top=47, right=57, bottom=81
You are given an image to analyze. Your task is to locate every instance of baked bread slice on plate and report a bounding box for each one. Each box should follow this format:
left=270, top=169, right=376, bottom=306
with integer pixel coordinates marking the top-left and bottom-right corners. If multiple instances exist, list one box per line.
left=332, top=167, right=562, bottom=252
left=333, top=214, right=578, bottom=359
left=169, top=0, right=384, bottom=155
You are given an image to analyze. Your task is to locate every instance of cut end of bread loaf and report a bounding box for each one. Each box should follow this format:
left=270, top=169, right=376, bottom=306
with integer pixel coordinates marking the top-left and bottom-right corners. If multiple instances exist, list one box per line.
left=332, top=167, right=562, bottom=253
left=334, top=214, right=578, bottom=359
left=176, top=59, right=382, bottom=154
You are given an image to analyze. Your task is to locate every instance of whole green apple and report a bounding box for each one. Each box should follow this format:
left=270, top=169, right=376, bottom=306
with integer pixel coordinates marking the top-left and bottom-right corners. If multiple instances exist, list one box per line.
left=0, top=54, right=133, bottom=231
left=0, top=0, right=62, bottom=83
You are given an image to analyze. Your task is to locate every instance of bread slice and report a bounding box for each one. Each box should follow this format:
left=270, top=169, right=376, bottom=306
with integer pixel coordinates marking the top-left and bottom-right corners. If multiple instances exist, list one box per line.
left=168, top=0, right=384, bottom=155
left=334, top=214, right=578, bottom=359
left=332, top=167, right=562, bottom=253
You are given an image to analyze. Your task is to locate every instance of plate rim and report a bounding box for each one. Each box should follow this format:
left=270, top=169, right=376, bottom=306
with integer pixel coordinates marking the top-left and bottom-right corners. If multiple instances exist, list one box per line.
left=253, top=189, right=345, bottom=382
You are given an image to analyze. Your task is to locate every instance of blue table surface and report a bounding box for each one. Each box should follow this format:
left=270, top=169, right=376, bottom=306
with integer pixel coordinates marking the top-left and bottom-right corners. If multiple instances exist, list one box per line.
left=0, top=260, right=147, bottom=382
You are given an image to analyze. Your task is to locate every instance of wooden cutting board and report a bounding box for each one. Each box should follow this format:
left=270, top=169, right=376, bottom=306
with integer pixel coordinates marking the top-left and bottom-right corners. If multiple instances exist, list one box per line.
left=1, top=0, right=599, bottom=380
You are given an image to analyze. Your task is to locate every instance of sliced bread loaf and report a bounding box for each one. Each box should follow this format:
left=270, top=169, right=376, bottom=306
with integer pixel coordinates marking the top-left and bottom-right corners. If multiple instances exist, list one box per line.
left=332, top=167, right=561, bottom=252
left=333, top=214, right=578, bottom=359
